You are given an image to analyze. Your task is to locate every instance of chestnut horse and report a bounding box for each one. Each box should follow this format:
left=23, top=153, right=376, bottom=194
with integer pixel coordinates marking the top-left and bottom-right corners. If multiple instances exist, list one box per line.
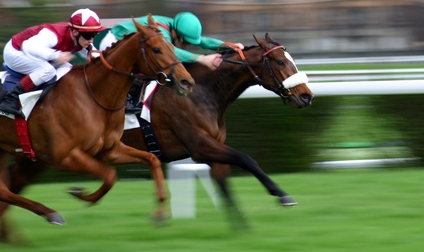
left=0, top=14, right=194, bottom=230
left=0, top=33, right=312, bottom=239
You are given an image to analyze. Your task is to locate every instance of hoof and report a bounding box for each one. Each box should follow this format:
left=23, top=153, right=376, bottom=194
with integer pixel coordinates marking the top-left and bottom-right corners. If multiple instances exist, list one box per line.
left=151, top=214, right=170, bottom=227
left=67, top=186, right=86, bottom=197
left=279, top=195, right=298, bottom=206
left=46, top=213, right=66, bottom=225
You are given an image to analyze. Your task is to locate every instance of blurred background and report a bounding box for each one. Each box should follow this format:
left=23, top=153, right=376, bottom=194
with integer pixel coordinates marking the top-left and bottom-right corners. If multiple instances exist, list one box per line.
left=2, top=0, right=424, bottom=57
left=1, top=0, right=424, bottom=181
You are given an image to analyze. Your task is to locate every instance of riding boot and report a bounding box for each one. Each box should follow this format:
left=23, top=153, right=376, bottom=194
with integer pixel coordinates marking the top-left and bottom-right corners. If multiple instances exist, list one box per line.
left=125, top=93, right=142, bottom=114
left=0, top=75, right=36, bottom=117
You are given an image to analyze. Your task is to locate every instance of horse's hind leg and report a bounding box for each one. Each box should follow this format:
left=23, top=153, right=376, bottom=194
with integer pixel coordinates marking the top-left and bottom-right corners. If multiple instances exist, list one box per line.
left=11, top=156, right=49, bottom=193
left=209, top=163, right=249, bottom=230
left=0, top=204, right=13, bottom=243
left=0, top=159, right=12, bottom=243
left=0, top=203, right=27, bottom=244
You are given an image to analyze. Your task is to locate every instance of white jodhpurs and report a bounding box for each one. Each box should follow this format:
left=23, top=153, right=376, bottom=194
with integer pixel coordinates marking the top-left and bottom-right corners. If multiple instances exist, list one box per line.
left=99, top=30, right=118, bottom=51
left=3, top=40, right=72, bottom=86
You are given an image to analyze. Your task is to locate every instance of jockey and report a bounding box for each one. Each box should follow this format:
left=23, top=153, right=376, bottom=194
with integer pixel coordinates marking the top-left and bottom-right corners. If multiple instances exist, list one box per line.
left=99, top=12, right=244, bottom=112
left=0, top=8, right=106, bottom=117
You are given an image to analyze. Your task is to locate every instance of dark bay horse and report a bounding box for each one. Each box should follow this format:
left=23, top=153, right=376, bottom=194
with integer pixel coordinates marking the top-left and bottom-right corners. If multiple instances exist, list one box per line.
left=122, top=34, right=314, bottom=224
left=1, top=33, right=312, bottom=239
left=0, top=14, right=194, bottom=231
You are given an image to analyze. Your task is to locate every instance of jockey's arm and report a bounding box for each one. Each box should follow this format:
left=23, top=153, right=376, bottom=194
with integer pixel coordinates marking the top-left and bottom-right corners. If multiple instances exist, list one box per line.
left=21, top=28, right=61, bottom=61
left=172, top=35, right=243, bottom=70
left=199, top=36, right=244, bottom=51
left=198, top=36, right=225, bottom=51
left=173, top=47, right=222, bottom=70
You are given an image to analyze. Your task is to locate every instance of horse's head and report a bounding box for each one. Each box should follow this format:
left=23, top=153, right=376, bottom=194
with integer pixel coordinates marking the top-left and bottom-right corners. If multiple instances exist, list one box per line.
left=133, top=14, right=194, bottom=95
left=253, top=33, right=314, bottom=108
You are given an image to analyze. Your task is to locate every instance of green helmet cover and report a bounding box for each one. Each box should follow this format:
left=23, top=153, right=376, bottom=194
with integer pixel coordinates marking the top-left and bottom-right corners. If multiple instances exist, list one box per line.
left=173, top=12, right=202, bottom=45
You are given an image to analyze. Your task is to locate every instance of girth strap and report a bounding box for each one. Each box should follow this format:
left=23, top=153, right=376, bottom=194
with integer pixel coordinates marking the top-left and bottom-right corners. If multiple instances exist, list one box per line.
left=136, top=116, right=162, bottom=159
left=15, top=116, right=36, bottom=160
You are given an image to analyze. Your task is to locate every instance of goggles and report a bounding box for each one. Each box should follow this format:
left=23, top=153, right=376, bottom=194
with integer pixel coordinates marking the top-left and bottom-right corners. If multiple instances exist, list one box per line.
left=80, top=32, right=98, bottom=40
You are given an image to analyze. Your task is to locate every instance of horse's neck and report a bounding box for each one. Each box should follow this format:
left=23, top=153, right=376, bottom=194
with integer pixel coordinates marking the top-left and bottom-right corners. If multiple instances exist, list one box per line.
left=213, top=50, right=261, bottom=106
left=85, top=35, right=140, bottom=105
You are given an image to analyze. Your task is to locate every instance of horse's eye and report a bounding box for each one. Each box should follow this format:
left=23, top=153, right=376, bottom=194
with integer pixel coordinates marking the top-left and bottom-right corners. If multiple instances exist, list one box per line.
left=277, top=60, right=285, bottom=66
left=153, top=48, right=161, bottom=54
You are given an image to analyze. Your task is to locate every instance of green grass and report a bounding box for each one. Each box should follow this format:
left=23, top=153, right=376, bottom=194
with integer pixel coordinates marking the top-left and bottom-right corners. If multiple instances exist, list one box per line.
left=2, top=168, right=424, bottom=251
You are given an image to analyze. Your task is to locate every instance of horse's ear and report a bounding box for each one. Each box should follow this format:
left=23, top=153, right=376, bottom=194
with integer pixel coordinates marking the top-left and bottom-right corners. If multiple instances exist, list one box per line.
left=265, top=33, right=276, bottom=43
left=132, top=16, right=144, bottom=32
left=147, top=13, right=155, bottom=27
left=253, top=34, right=266, bottom=49
left=253, top=34, right=259, bottom=44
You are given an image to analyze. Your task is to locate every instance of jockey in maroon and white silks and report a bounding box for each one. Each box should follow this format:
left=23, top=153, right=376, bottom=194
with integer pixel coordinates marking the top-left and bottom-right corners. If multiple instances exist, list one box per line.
left=0, top=8, right=106, bottom=117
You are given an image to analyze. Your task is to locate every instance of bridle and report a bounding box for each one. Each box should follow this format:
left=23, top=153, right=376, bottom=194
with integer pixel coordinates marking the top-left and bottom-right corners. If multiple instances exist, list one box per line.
left=220, top=42, right=291, bottom=99
left=84, top=29, right=181, bottom=111
left=139, top=27, right=182, bottom=85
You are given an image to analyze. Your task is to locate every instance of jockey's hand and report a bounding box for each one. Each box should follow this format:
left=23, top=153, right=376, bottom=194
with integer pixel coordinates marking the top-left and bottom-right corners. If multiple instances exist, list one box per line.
left=233, top=43, right=244, bottom=50
left=54, top=52, right=75, bottom=65
left=197, top=53, right=223, bottom=70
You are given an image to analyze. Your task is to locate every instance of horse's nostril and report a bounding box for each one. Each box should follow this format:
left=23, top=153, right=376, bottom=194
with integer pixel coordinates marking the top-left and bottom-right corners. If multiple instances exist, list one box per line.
left=301, top=93, right=313, bottom=104
left=180, top=80, right=190, bottom=89
left=178, top=79, right=193, bottom=95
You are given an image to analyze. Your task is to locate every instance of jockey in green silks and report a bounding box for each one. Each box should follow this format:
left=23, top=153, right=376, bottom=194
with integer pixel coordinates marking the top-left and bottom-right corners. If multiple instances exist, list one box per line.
left=100, top=12, right=244, bottom=71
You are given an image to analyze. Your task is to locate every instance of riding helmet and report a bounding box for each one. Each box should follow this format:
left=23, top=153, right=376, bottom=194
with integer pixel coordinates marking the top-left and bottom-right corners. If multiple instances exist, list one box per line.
left=68, top=8, right=106, bottom=32
left=173, top=12, right=202, bottom=45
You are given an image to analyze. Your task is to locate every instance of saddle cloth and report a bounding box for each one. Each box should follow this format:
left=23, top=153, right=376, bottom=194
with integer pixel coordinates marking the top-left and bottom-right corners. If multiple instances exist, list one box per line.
left=0, top=65, right=70, bottom=119
left=124, top=81, right=158, bottom=130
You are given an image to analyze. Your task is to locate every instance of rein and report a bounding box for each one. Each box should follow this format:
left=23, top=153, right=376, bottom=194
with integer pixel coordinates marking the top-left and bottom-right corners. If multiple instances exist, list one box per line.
left=220, top=42, right=263, bottom=84
left=220, top=42, right=288, bottom=97
left=83, top=50, right=146, bottom=112
left=91, top=49, right=138, bottom=78
left=83, top=65, right=125, bottom=111
left=83, top=30, right=180, bottom=111
left=218, top=42, right=291, bottom=99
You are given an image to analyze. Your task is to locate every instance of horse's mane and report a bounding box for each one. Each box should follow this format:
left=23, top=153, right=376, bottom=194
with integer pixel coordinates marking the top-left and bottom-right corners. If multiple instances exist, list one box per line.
left=72, top=32, right=139, bottom=70
left=108, top=32, right=137, bottom=50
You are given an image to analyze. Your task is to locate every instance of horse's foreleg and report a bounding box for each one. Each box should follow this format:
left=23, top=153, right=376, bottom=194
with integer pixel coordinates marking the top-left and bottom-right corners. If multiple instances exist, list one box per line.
left=193, top=140, right=297, bottom=206
left=59, top=148, right=117, bottom=204
left=103, top=142, right=166, bottom=203
left=102, top=142, right=167, bottom=222
left=232, top=152, right=297, bottom=206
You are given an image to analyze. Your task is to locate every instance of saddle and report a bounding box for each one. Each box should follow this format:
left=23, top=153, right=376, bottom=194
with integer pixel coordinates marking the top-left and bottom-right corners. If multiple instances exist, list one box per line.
left=0, top=63, right=56, bottom=103
left=0, top=64, right=58, bottom=160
